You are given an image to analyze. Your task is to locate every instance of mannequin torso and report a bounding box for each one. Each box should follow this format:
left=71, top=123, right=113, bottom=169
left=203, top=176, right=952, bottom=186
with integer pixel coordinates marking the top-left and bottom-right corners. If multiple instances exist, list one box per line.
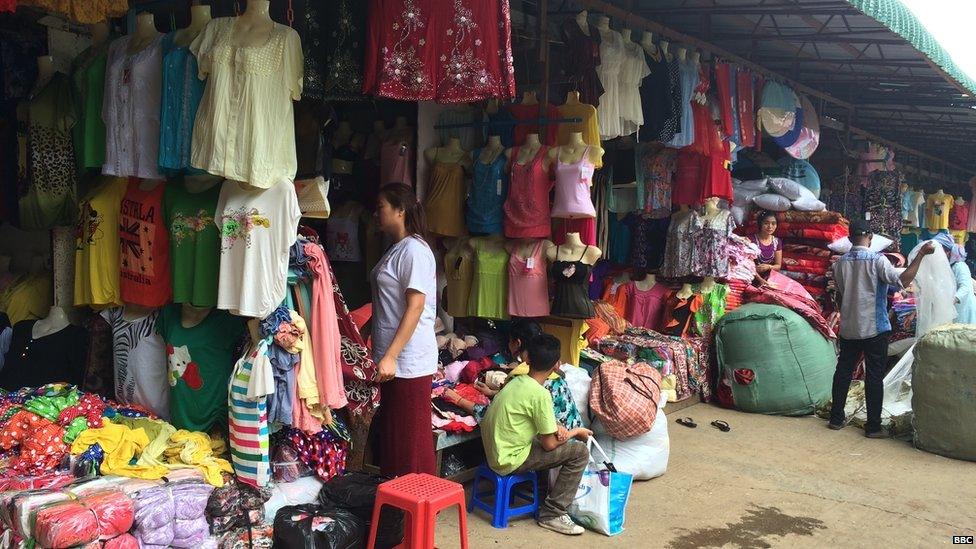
left=175, top=5, right=212, bottom=47
left=33, top=56, right=54, bottom=93
left=89, top=21, right=110, bottom=45
left=181, top=303, right=213, bottom=328
left=128, top=13, right=162, bottom=54
left=230, top=0, right=274, bottom=48
left=478, top=135, right=506, bottom=164
left=121, top=304, right=154, bottom=322
left=32, top=306, right=70, bottom=339
left=634, top=274, right=657, bottom=292
left=576, top=10, right=590, bottom=35
left=549, top=132, right=604, bottom=167
left=425, top=137, right=471, bottom=169
left=184, top=174, right=222, bottom=194
left=545, top=232, right=602, bottom=265
left=508, top=133, right=542, bottom=165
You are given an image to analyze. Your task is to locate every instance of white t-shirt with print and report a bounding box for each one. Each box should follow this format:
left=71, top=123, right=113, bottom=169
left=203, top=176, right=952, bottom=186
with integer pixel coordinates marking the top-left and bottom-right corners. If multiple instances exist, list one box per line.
left=370, top=235, right=438, bottom=379
left=101, top=307, right=169, bottom=418
left=216, top=179, right=301, bottom=318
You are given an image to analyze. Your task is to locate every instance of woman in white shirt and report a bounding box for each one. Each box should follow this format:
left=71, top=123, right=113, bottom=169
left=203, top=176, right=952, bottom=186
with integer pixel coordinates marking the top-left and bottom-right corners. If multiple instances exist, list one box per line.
left=370, top=183, right=438, bottom=476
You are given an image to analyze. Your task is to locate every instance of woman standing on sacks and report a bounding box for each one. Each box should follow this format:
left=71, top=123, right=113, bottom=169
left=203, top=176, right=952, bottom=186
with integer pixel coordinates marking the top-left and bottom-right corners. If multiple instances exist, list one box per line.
left=370, top=183, right=438, bottom=476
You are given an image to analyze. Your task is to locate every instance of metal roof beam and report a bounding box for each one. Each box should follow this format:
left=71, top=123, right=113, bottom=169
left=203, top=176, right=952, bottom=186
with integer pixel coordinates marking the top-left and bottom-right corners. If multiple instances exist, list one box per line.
left=710, top=33, right=906, bottom=44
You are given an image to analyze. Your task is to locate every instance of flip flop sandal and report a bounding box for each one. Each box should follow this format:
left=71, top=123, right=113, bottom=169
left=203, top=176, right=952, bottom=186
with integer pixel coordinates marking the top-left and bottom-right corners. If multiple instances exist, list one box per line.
left=710, top=420, right=731, bottom=432
left=675, top=417, right=697, bottom=428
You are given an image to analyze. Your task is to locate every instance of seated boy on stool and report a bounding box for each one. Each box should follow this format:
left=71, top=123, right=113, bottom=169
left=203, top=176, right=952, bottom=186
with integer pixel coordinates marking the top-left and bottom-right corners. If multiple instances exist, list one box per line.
left=480, top=334, right=592, bottom=536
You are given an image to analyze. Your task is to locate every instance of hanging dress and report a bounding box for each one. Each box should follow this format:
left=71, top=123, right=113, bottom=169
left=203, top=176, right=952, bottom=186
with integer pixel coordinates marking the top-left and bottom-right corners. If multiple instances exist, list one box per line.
left=666, top=58, right=700, bottom=148
left=503, top=146, right=552, bottom=238
left=550, top=245, right=595, bottom=319
left=595, top=28, right=624, bottom=140
left=228, top=338, right=273, bottom=488
left=617, top=40, right=650, bottom=137
left=466, top=149, right=507, bottom=234
left=551, top=146, right=597, bottom=218
left=508, top=240, right=550, bottom=318
left=424, top=150, right=466, bottom=237
left=558, top=18, right=604, bottom=106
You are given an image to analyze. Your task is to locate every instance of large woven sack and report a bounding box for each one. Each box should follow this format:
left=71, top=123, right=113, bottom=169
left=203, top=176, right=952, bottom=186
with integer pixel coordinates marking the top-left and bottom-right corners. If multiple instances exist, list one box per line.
left=912, top=325, right=976, bottom=462
left=714, top=303, right=835, bottom=416
left=588, top=360, right=661, bottom=439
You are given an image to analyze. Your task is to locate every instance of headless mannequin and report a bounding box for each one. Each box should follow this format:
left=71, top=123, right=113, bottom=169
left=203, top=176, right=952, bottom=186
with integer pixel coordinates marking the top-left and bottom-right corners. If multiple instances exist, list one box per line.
left=128, top=13, right=162, bottom=54
left=641, top=31, right=658, bottom=57
left=595, top=16, right=611, bottom=35
left=700, top=277, right=715, bottom=294
left=372, top=120, right=388, bottom=142
left=467, top=234, right=506, bottom=255
left=89, top=21, right=110, bottom=45
left=181, top=303, right=212, bottom=329
left=246, top=318, right=262, bottom=344
left=506, top=238, right=553, bottom=264
left=621, top=28, right=633, bottom=43
left=634, top=273, right=657, bottom=292
left=139, top=178, right=164, bottom=191
left=32, top=306, right=70, bottom=339
left=33, top=56, right=55, bottom=93
left=521, top=90, right=538, bottom=106
left=660, top=41, right=672, bottom=62
left=175, top=4, right=212, bottom=47
left=548, top=131, right=604, bottom=168
left=690, top=51, right=701, bottom=64
left=676, top=47, right=687, bottom=62
left=387, top=116, right=413, bottom=145
left=231, top=0, right=273, bottom=48
left=576, top=10, right=589, bottom=34
left=956, top=196, right=966, bottom=206
left=425, top=137, right=471, bottom=169
left=676, top=283, right=694, bottom=299
left=478, top=135, right=506, bottom=164
left=564, top=90, right=581, bottom=106
left=702, top=196, right=723, bottom=219
left=121, top=303, right=154, bottom=322
left=546, top=232, right=602, bottom=265
left=508, top=132, right=542, bottom=165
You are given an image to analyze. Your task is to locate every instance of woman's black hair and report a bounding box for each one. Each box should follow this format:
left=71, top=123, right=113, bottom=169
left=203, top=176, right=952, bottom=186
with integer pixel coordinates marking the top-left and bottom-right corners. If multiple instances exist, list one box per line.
left=757, top=210, right=778, bottom=224
left=509, top=318, right=542, bottom=355
left=378, top=183, right=428, bottom=242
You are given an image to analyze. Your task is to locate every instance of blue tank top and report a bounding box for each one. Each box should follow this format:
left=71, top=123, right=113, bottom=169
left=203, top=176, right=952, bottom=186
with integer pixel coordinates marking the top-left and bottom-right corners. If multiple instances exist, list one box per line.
left=466, top=149, right=508, bottom=234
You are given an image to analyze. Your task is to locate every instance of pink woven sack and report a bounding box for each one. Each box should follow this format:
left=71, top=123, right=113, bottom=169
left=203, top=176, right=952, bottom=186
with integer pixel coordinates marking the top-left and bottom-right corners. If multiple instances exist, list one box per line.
left=588, top=360, right=662, bottom=439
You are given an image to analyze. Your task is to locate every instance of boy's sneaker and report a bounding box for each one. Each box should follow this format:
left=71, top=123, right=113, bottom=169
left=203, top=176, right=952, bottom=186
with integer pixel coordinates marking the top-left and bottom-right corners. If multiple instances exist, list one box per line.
left=538, top=514, right=584, bottom=535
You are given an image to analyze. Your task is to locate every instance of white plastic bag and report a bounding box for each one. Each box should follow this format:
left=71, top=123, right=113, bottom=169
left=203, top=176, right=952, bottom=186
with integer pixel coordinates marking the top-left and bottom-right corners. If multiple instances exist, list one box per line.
left=791, top=196, right=826, bottom=212
left=593, top=396, right=669, bottom=480
left=560, top=364, right=592, bottom=428
left=565, top=439, right=633, bottom=536
left=263, top=476, right=324, bottom=522
left=768, top=176, right=816, bottom=201
left=828, top=235, right=893, bottom=254
left=751, top=193, right=792, bottom=212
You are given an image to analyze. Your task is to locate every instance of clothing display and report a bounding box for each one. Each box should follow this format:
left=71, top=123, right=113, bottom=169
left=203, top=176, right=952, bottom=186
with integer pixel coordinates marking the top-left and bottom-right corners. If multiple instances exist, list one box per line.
left=507, top=240, right=550, bottom=318
left=320, top=0, right=367, bottom=101
left=467, top=149, right=508, bottom=234
left=325, top=208, right=363, bottom=262
left=550, top=246, right=595, bottom=319
left=424, top=152, right=467, bottom=237
left=507, top=102, right=559, bottom=146
left=617, top=40, right=650, bottom=137
left=660, top=210, right=695, bottom=278
left=18, top=72, right=78, bottom=231
left=190, top=18, right=303, bottom=188
left=293, top=99, right=337, bottom=180
left=0, top=320, right=88, bottom=390
left=863, top=170, right=903, bottom=247
left=555, top=101, right=601, bottom=153
left=925, top=193, right=954, bottom=232
left=228, top=339, right=273, bottom=488
left=74, top=177, right=129, bottom=307
left=70, top=42, right=108, bottom=170
left=157, top=304, right=244, bottom=432
left=444, top=243, right=474, bottom=318
left=627, top=282, right=668, bottom=332
left=165, top=179, right=221, bottom=307
left=362, top=0, right=516, bottom=103
left=638, top=52, right=678, bottom=143
left=119, top=180, right=172, bottom=307
left=436, top=106, right=484, bottom=152
left=159, top=32, right=205, bottom=174
left=467, top=238, right=510, bottom=319
left=671, top=149, right=704, bottom=207
left=902, top=189, right=925, bottom=227
left=379, top=138, right=415, bottom=188
left=101, top=307, right=168, bottom=418
left=558, top=18, right=603, bottom=106
left=635, top=143, right=676, bottom=218
left=666, top=59, right=699, bottom=148
left=215, top=180, right=301, bottom=319
left=551, top=147, right=597, bottom=218
left=504, top=146, right=552, bottom=238
left=595, top=28, right=624, bottom=139
left=949, top=201, right=969, bottom=231
left=102, top=35, right=164, bottom=180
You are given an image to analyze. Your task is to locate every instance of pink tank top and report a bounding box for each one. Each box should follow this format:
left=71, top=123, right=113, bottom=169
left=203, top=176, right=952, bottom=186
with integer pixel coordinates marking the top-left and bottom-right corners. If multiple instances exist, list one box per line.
left=507, top=240, right=550, bottom=317
left=551, top=145, right=597, bottom=218
left=503, top=146, right=552, bottom=239
left=380, top=140, right=414, bottom=187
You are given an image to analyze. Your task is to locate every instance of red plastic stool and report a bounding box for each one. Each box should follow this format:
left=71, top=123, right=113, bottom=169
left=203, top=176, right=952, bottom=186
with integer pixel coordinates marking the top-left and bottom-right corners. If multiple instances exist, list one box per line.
left=366, top=473, right=469, bottom=549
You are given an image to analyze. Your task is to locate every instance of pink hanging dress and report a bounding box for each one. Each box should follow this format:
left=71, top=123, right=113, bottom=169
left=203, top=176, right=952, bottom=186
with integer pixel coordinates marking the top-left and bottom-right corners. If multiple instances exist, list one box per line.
left=503, top=146, right=552, bottom=238
left=551, top=145, right=596, bottom=218
left=508, top=240, right=550, bottom=317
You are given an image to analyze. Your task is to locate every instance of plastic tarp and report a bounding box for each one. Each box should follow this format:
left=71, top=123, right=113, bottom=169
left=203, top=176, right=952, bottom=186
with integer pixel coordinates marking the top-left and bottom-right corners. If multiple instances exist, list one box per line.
left=715, top=303, right=836, bottom=415
left=912, top=325, right=976, bottom=461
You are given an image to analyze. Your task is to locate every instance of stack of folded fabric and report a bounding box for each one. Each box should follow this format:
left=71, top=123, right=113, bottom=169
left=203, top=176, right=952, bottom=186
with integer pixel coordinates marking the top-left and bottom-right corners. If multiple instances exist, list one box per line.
left=738, top=210, right=849, bottom=309
left=132, top=481, right=215, bottom=548
left=726, top=234, right=761, bottom=311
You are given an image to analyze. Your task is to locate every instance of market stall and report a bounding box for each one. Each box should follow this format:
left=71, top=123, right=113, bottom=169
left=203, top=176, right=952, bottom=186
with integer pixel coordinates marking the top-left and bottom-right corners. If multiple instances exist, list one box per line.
left=0, top=0, right=974, bottom=545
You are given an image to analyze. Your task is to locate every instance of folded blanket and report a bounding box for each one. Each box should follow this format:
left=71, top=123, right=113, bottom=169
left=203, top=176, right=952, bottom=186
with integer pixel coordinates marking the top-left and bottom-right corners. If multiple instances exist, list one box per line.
left=754, top=210, right=849, bottom=226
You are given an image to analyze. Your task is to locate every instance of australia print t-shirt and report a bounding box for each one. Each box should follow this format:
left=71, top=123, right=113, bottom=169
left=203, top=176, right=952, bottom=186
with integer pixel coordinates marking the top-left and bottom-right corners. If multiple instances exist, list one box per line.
left=215, top=179, right=301, bottom=318
left=119, top=179, right=172, bottom=306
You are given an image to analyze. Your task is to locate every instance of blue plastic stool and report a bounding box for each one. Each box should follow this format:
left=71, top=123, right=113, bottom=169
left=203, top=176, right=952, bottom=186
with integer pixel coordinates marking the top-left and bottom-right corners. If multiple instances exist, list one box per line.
left=467, top=463, right=539, bottom=528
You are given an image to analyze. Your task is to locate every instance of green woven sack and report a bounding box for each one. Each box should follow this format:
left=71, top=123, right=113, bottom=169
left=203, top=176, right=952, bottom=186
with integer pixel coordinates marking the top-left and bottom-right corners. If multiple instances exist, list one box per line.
left=715, top=303, right=836, bottom=416
left=912, top=325, right=976, bottom=462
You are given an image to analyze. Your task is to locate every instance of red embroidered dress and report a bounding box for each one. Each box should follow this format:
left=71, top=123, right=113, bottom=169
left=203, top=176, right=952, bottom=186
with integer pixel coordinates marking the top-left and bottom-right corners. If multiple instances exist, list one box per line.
left=363, top=0, right=516, bottom=102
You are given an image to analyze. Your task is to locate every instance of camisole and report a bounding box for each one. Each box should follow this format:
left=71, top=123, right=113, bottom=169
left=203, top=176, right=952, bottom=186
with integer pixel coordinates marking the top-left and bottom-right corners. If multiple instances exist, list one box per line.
left=508, top=240, right=550, bottom=318
left=467, top=239, right=509, bottom=319
left=467, top=149, right=508, bottom=234
left=503, top=146, right=552, bottom=239
left=551, top=146, right=597, bottom=219
left=444, top=245, right=474, bottom=318
left=549, top=245, right=595, bottom=319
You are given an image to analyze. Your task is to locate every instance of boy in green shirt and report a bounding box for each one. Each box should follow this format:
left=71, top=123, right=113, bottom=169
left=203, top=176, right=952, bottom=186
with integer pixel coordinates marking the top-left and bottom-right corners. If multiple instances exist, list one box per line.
left=481, top=334, right=592, bottom=536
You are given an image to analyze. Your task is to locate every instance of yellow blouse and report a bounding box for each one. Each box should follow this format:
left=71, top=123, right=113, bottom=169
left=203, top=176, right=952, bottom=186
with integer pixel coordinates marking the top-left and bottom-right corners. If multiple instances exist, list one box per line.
left=21, top=0, right=126, bottom=24
left=556, top=102, right=602, bottom=168
left=190, top=18, right=304, bottom=189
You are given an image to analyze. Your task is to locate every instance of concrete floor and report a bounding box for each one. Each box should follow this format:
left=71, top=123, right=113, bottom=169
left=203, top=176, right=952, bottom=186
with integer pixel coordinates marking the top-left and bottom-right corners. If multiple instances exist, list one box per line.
left=433, top=403, right=976, bottom=548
